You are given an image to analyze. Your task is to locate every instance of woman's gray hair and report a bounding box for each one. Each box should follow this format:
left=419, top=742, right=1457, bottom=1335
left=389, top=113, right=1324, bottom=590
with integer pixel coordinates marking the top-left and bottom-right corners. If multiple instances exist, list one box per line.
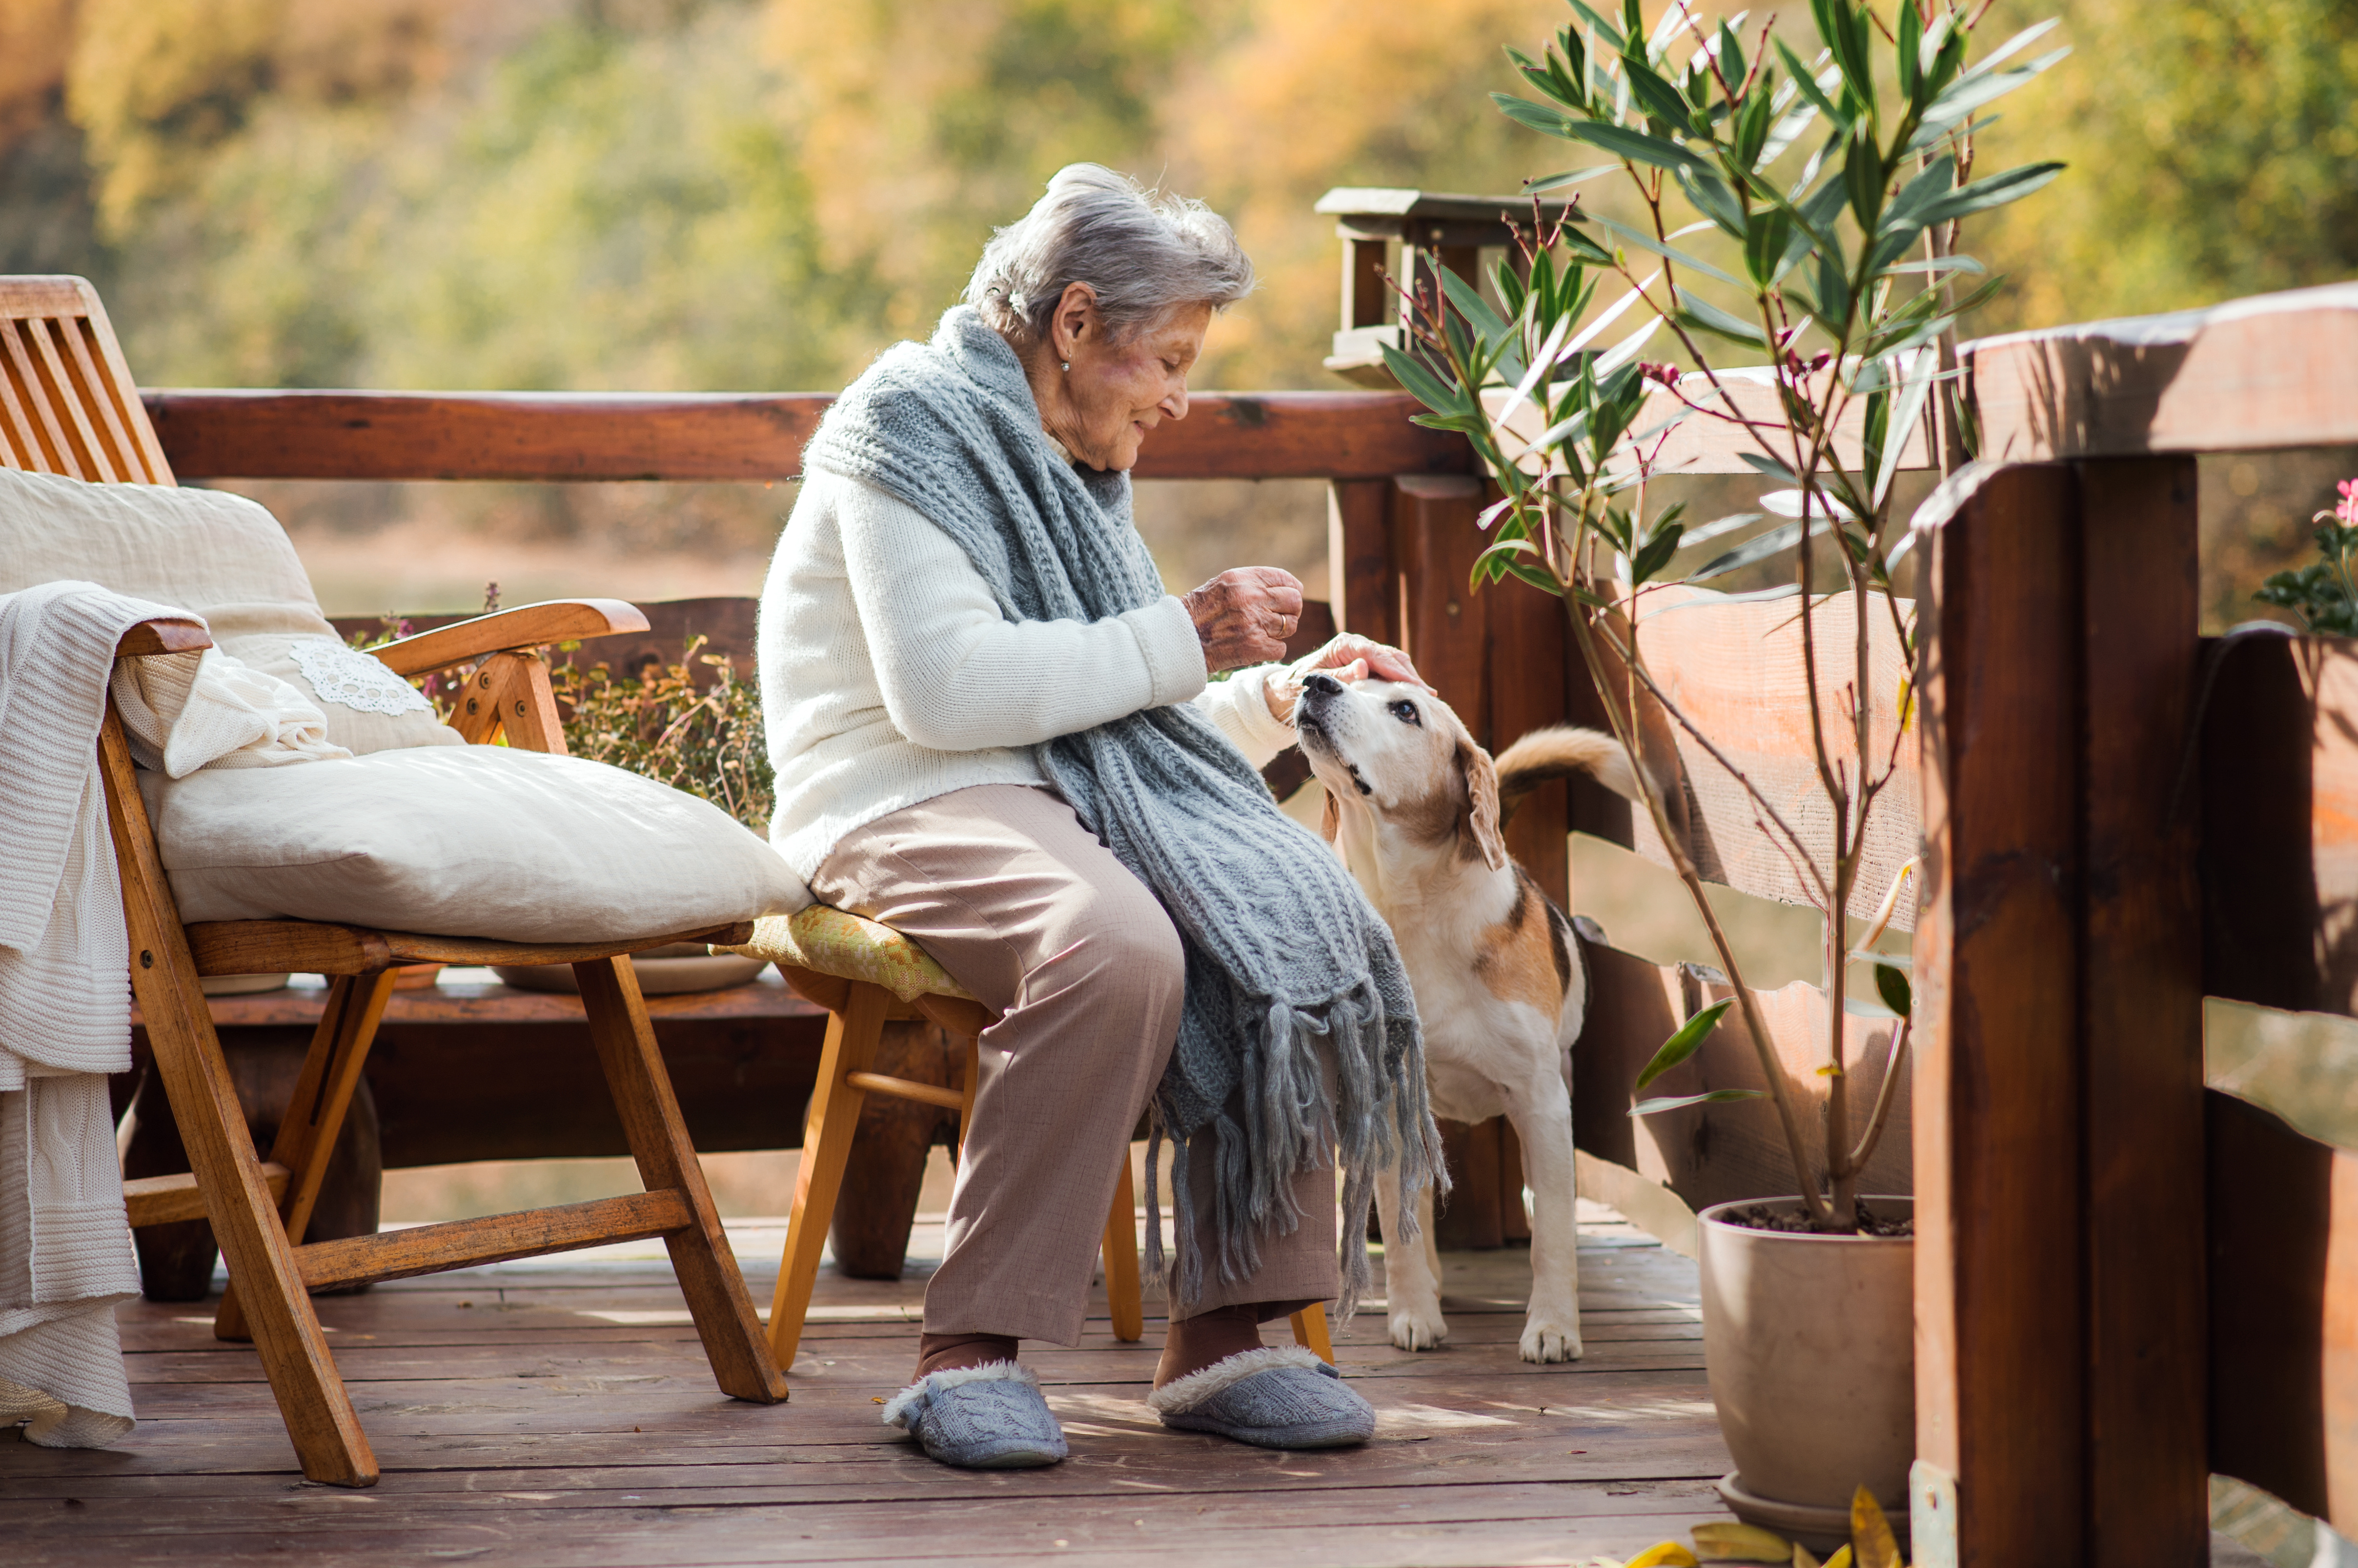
left=966, top=164, right=1255, bottom=345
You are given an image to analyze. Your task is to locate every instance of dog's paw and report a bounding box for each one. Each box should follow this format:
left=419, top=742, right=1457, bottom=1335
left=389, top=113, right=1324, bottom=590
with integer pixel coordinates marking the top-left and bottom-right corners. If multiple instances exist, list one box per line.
left=1518, top=1317, right=1585, bottom=1364
left=1388, top=1307, right=1449, bottom=1352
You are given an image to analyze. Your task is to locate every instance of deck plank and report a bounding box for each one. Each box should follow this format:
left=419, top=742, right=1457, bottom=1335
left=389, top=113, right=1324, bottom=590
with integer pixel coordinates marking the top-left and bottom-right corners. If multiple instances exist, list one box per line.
left=6, top=1215, right=1738, bottom=1566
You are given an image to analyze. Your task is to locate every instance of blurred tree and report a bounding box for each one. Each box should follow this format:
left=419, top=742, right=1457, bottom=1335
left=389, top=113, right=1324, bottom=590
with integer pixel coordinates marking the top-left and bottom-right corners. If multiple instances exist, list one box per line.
left=1970, top=0, right=2358, bottom=330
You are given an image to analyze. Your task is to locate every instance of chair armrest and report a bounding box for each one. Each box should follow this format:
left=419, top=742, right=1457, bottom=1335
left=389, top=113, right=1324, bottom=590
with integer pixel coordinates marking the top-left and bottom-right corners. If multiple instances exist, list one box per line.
left=116, top=617, right=211, bottom=658
left=370, top=599, right=650, bottom=676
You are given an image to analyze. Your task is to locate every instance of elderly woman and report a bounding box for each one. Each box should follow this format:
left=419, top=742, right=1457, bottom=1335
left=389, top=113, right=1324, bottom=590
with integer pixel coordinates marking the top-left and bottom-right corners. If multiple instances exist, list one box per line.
left=759, top=164, right=1438, bottom=1470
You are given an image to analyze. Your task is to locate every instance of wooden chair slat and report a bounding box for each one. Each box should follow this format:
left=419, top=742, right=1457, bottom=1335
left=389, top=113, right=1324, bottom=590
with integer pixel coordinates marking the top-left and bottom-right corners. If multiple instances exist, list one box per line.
left=0, top=317, right=73, bottom=474
left=54, top=312, right=141, bottom=483
left=0, top=324, right=40, bottom=472
left=185, top=919, right=756, bottom=976
left=67, top=304, right=173, bottom=482
left=23, top=316, right=112, bottom=481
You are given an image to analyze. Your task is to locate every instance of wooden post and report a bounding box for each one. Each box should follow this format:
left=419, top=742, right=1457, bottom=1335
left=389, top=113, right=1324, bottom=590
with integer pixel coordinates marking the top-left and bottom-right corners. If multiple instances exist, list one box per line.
left=1914, top=464, right=2086, bottom=1562
left=1326, top=478, right=1395, bottom=647
left=2075, top=456, right=2208, bottom=1565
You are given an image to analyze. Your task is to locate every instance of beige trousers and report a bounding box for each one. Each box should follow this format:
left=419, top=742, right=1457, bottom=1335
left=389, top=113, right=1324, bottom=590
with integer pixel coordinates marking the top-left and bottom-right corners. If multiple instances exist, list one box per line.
left=811, top=784, right=1339, bottom=1345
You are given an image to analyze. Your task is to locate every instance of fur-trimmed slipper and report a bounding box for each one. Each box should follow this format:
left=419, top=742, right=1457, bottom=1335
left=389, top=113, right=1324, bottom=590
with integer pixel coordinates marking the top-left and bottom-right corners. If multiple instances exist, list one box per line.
left=1147, top=1345, right=1375, bottom=1449
left=881, top=1361, right=1067, bottom=1469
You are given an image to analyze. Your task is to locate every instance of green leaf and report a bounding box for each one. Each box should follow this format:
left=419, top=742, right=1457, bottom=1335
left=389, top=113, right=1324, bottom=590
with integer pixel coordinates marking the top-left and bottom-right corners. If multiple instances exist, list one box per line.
left=1874, top=962, right=1913, bottom=1019
left=1380, top=342, right=1465, bottom=417
left=1742, top=205, right=1792, bottom=285
left=1677, top=165, right=1749, bottom=241
left=1438, top=265, right=1513, bottom=351
left=1493, top=93, right=1585, bottom=141
left=1896, top=0, right=1922, bottom=102
left=1677, top=510, right=1766, bottom=548
left=1525, top=165, right=1621, bottom=192
left=1910, top=46, right=2071, bottom=144
left=1843, top=125, right=1884, bottom=229
left=1631, top=1088, right=1766, bottom=1118
left=1632, top=521, right=1685, bottom=584
left=1673, top=285, right=1769, bottom=348
left=1879, top=154, right=1957, bottom=234
left=1688, top=517, right=1804, bottom=581
left=1593, top=212, right=1740, bottom=284
left=1554, top=117, right=1716, bottom=175
left=1622, top=50, right=1697, bottom=128
left=1738, top=449, right=1800, bottom=484
left=1914, top=160, right=2066, bottom=226
left=1774, top=37, right=1849, bottom=129
left=1638, top=581, right=1803, bottom=619
left=1634, top=997, right=1735, bottom=1092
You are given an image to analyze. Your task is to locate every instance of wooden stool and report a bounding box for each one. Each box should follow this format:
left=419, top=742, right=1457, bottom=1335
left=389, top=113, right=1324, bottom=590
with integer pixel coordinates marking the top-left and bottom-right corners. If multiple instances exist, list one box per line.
left=735, top=907, right=1334, bottom=1370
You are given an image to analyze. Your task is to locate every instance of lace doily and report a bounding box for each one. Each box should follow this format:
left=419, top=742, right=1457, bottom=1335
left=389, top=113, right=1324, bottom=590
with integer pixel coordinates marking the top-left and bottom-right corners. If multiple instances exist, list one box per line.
left=288, top=639, right=433, bottom=717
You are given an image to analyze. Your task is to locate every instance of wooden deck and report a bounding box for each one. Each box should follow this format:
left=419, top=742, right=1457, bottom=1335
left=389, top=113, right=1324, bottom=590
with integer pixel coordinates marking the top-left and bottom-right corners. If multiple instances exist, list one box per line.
left=6, top=1204, right=1739, bottom=1566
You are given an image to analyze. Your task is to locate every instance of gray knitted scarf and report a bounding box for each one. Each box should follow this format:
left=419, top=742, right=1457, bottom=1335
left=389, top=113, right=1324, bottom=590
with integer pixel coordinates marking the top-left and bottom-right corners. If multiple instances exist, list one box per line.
left=804, top=306, right=1440, bottom=1314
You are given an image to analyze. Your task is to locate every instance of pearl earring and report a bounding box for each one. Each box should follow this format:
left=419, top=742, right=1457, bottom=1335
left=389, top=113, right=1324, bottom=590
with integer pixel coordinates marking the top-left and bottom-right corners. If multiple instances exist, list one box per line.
left=1061, top=361, right=1070, bottom=372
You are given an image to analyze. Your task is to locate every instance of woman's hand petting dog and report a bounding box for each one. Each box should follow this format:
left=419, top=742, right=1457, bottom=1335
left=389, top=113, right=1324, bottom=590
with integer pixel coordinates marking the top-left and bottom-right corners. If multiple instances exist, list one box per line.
left=1185, top=566, right=1303, bottom=671
left=1263, top=635, right=1427, bottom=724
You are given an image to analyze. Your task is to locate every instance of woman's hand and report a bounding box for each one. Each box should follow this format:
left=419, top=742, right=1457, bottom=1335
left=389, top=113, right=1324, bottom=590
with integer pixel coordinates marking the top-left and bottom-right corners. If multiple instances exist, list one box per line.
left=1185, top=567, right=1303, bottom=672
left=1263, top=635, right=1427, bottom=724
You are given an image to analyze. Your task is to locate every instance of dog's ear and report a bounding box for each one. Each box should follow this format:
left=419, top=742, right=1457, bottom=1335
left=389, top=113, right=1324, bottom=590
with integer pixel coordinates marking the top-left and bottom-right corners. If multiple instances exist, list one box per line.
left=1321, top=784, right=1341, bottom=844
left=1456, top=734, right=1508, bottom=870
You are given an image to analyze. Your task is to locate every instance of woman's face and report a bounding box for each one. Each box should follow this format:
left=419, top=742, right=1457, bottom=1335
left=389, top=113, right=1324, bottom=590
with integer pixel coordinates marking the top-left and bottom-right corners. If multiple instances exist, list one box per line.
left=1036, top=288, right=1212, bottom=472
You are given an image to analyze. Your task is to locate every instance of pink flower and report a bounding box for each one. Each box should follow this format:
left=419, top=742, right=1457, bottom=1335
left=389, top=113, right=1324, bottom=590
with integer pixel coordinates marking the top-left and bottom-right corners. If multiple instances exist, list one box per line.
left=2338, top=478, right=2358, bottom=526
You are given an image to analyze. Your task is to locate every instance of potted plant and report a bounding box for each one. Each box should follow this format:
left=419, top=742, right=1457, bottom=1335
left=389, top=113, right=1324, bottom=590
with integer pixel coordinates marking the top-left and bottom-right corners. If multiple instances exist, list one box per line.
left=1385, top=0, right=2065, bottom=1541
left=492, top=636, right=773, bottom=994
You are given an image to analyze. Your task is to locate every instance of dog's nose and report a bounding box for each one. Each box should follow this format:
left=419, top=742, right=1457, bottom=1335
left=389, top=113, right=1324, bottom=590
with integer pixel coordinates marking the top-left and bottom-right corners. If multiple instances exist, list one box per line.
left=1304, top=672, right=1344, bottom=696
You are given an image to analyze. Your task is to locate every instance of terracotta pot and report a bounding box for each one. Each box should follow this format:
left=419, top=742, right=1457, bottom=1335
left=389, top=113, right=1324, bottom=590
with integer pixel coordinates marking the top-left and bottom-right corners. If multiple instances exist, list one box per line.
left=1698, top=1196, right=1914, bottom=1548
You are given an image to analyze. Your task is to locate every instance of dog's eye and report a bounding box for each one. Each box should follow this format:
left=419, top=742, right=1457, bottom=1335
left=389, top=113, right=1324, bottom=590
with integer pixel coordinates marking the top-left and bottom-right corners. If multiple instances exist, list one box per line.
left=1389, top=700, right=1421, bottom=726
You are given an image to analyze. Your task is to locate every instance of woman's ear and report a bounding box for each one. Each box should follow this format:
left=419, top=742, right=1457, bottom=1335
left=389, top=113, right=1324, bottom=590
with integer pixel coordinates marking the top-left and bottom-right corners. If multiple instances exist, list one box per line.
left=1456, top=734, right=1508, bottom=870
left=1050, top=281, right=1099, bottom=364
left=1321, top=784, right=1341, bottom=844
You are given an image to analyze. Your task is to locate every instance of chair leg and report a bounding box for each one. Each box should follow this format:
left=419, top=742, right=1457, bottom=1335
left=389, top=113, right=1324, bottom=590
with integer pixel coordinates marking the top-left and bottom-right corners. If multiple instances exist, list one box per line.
left=1102, top=1156, right=1143, bottom=1342
left=215, top=969, right=397, bottom=1342
left=768, top=981, right=891, bottom=1371
left=1289, top=1306, right=1335, bottom=1365
left=99, top=712, right=378, bottom=1486
left=574, top=956, right=786, bottom=1404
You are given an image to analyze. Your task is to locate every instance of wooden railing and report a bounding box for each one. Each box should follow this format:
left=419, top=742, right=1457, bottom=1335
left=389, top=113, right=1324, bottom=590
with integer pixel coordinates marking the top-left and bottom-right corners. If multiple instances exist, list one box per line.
left=140, top=388, right=1471, bottom=482
left=119, top=279, right=2358, bottom=1565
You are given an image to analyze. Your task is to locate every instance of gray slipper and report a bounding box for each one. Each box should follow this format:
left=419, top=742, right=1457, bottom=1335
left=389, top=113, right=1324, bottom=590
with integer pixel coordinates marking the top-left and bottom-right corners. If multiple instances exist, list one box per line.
left=881, top=1361, right=1067, bottom=1469
left=1147, top=1345, right=1375, bottom=1449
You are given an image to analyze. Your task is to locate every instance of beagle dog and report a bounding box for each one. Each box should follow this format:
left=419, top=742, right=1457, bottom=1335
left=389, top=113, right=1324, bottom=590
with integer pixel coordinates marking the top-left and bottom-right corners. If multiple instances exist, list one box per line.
left=1295, top=671, right=1640, bottom=1363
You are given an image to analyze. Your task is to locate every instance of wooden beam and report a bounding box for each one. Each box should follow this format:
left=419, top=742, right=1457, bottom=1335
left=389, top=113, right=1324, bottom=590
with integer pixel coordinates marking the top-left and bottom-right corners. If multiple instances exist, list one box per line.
left=371, top=599, right=648, bottom=676
left=123, top=1163, right=288, bottom=1228
left=1913, top=463, right=2086, bottom=1563
left=1504, top=281, right=2358, bottom=476
left=2076, top=456, right=2208, bottom=1565
left=141, top=389, right=1472, bottom=483
left=293, top=1190, right=692, bottom=1290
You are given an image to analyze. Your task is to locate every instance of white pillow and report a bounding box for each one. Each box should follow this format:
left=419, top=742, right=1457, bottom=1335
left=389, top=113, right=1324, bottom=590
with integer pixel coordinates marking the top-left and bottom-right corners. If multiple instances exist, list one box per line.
left=139, top=745, right=808, bottom=944
left=0, top=467, right=463, bottom=754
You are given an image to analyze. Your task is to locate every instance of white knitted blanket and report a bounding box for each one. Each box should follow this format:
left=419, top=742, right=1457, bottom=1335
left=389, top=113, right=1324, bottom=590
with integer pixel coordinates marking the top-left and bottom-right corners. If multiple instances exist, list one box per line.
left=0, top=580, right=346, bottom=1448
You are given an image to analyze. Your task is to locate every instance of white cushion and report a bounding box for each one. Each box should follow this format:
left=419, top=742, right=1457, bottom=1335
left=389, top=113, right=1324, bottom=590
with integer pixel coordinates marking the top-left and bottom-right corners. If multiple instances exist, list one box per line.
left=138, top=745, right=806, bottom=944
left=0, top=468, right=462, bottom=754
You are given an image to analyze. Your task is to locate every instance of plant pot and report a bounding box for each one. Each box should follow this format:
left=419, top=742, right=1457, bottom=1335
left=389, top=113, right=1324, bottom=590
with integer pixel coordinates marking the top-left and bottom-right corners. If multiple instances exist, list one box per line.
left=1698, top=1195, right=1914, bottom=1551
left=492, top=943, right=766, bottom=996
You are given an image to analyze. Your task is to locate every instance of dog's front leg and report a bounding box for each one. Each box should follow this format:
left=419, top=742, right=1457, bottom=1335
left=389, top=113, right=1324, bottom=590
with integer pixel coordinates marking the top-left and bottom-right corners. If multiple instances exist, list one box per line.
left=1374, top=1163, right=1447, bottom=1351
left=1508, top=1079, right=1585, bottom=1364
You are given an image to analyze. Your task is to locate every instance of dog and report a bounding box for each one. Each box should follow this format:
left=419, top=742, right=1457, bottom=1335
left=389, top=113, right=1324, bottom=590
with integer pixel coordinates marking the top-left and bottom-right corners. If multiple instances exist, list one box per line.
left=1294, top=670, right=1641, bottom=1363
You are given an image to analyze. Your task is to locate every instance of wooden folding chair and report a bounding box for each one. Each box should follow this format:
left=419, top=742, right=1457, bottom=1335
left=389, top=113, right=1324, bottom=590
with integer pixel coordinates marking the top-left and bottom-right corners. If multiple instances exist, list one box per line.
left=3, top=276, right=787, bottom=1487
left=741, top=907, right=1335, bottom=1370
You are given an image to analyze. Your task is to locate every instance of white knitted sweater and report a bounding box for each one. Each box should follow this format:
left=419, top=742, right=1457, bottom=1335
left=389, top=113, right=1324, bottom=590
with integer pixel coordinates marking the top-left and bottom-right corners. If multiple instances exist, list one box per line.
left=759, top=468, right=1298, bottom=879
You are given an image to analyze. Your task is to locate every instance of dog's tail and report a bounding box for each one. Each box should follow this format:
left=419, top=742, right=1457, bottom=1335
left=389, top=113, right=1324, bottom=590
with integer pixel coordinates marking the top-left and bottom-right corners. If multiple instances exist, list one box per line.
left=1494, top=725, right=1646, bottom=820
